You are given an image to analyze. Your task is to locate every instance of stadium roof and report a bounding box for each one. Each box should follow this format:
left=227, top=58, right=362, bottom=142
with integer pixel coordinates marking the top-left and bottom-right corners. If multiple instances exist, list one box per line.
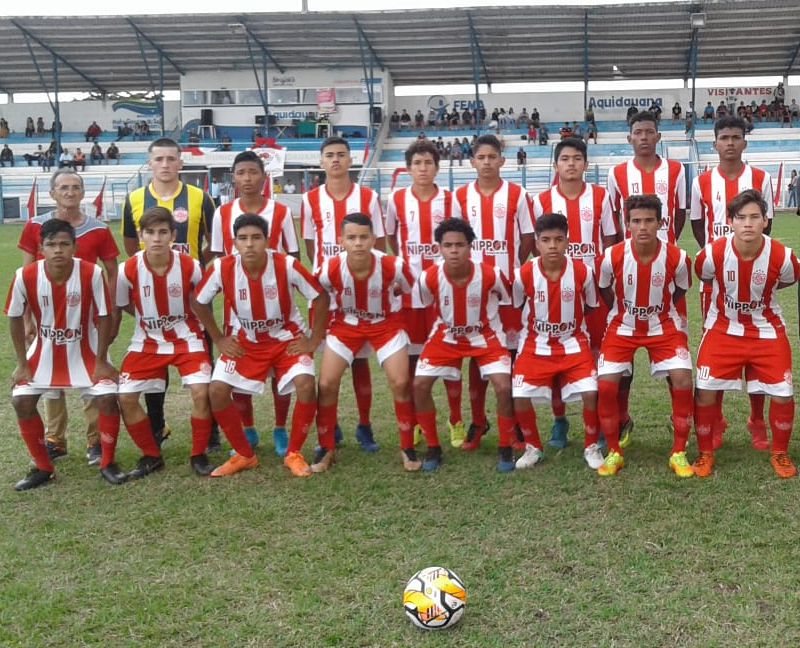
left=1, top=0, right=799, bottom=95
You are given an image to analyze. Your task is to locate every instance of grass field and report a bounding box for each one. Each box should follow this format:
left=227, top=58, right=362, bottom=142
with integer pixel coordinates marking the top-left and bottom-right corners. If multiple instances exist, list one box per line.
left=1, top=213, right=800, bottom=647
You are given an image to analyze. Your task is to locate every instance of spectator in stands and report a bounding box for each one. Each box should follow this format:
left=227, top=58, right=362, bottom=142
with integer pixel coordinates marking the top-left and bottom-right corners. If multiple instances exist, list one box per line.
left=716, top=102, right=727, bottom=119
left=448, top=109, right=460, bottom=130
left=686, top=101, right=696, bottom=120
left=462, top=108, right=474, bottom=128
left=775, top=81, right=786, bottom=105
left=491, top=108, right=500, bottom=125
left=414, top=110, right=425, bottom=129
left=435, top=136, right=445, bottom=155
left=390, top=111, right=401, bottom=132
left=58, top=148, right=74, bottom=169
left=685, top=112, right=695, bottom=137
left=0, top=117, right=9, bottom=138
left=23, top=145, right=44, bottom=167
left=477, top=106, right=487, bottom=126
left=36, top=117, right=45, bottom=135
left=90, top=141, right=103, bottom=164
left=506, top=108, right=516, bottom=128
left=517, top=108, right=530, bottom=127
left=538, top=122, right=549, bottom=145
left=284, top=179, right=296, bottom=194
left=73, top=148, right=86, bottom=172
left=399, top=109, right=412, bottom=131
left=790, top=99, right=800, bottom=126
left=787, top=170, right=797, bottom=208
left=586, top=120, right=598, bottom=144
left=626, top=105, right=638, bottom=124
left=584, top=106, right=595, bottom=125
left=572, top=121, right=584, bottom=140
left=0, top=144, right=14, bottom=167
left=220, top=132, right=232, bottom=151
left=41, top=148, right=54, bottom=172
left=132, top=123, right=142, bottom=141
left=210, top=179, right=221, bottom=205
left=461, top=136, right=472, bottom=159
left=516, top=146, right=527, bottom=168
left=649, top=102, right=662, bottom=123
left=527, top=123, right=537, bottom=143
left=105, top=142, right=120, bottom=165
left=703, top=102, right=715, bottom=123
left=310, top=174, right=321, bottom=189
left=188, top=129, right=200, bottom=145
left=117, top=121, right=133, bottom=140
left=418, top=131, right=427, bottom=140
left=744, top=115, right=755, bottom=134
left=85, top=121, right=102, bottom=141
left=449, top=139, right=463, bottom=166
left=426, top=107, right=437, bottom=129
left=531, top=108, right=540, bottom=128
left=25, top=117, right=35, bottom=137
left=671, top=102, right=682, bottom=123
left=559, top=122, right=573, bottom=139
left=140, top=121, right=151, bottom=139
left=781, top=104, right=792, bottom=127
left=757, top=100, right=769, bottom=122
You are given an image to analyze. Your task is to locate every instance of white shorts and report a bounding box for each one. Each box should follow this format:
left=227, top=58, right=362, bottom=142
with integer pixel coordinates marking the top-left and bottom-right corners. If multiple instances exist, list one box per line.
left=13, top=377, right=118, bottom=399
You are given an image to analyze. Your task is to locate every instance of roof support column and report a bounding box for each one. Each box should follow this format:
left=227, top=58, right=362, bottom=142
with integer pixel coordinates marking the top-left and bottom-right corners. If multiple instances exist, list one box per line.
left=356, top=25, right=375, bottom=140
left=689, top=27, right=699, bottom=140
left=468, top=14, right=487, bottom=136
left=52, top=56, right=61, bottom=159
left=158, top=55, right=165, bottom=136
left=583, top=11, right=590, bottom=113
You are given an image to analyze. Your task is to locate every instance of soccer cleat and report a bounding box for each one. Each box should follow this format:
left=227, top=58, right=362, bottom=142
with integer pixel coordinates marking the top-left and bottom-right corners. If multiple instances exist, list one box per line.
left=422, top=446, right=443, bottom=471
left=412, top=424, right=422, bottom=447
left=205, top=427, right=222, bottom=453
left=99, top=463, right=128, bottom=485
left=355, top=423, right=379, bottom=452
left=284, top=451, right=312, bottom=477
left=770, top=453, right=797, bottom=479
left=712, top=416, right=727, bottom=451
left=516, top=443, right=544, bottom=469
left=669, top=451, right=694, bottom=478
left=548, top=417, right=569, bottom=449
left=153, top=425, right=171, bottom=448
left=13, top=468, right=55, bottom=491
left=190, top=453, right=216, bottom=476
left=618, top=418, right=634, bottom=449
left=310, top=447, right=337, bottom=473
left=334, top=423, right=344, bottom=445
left=127, top=455, right=166, bottom=480
left=448, top=420, right=466, bottom=448
left=85, top=443, right=102, bottom=467
left=583, top=443, right=605, bottom=470
left=512, top=425, right=527, bottom=451
left=210, top=452, right=258, bottom=477
left=271, top=426, right=287, bottom=457
left=498, top=446, right=516, bottom=472
left=746, top=417, right=770, bottom=451
left=45, top=439, right=67, bottom=460
left=597, top=451, right=624, bottom=476
left=461, top=422, right=490, bottom=451
left=244, top=426, right=260, bottom=449
left=400, top=448, right=422, bottom=472
left=692, top=452, right=715, bottom=478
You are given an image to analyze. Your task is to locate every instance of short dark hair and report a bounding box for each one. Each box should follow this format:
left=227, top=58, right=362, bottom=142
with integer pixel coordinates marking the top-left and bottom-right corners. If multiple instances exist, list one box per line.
left=714, top=116, right=747, bottom=138
left=404, top=139, right=440, bottom=167
left=320, top=136, right=350, bottom=153
left=340, top=212, right=373, bottom=233
left=231, top=150, right=264, bottom=173
left=40, top=218, right=76, bottom=243
left=434, top=218, right=475, bottom=244
left=148, top=137, right=181, bottom=153
left=534, top=213, right=568, bottom=237
left=233, top=213, right=269, bottom=237
left=139, top=206, right=176, bottom=232
left=472, top=134, right=502, bottom=154
left=624, top=194, right=662, bottom=222
left=726, top=189, right=768, bottom=220
left=553, top=137, right=587, bottom=162
left=629, top=111, right=659, bottom=131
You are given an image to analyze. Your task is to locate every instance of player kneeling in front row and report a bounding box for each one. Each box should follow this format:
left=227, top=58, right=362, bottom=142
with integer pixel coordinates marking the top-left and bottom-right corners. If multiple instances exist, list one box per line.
left=315, top=213, right=418, bottom=471
left=596, top=194, right=695, bottom=477
left=115, top=207, right=215, bottom=480
left=512, top=213, right=604, bottom=470
left=6, top=219, right=124, bottom=489
left=693, top=189, right=799, bottom=478
left=192, top=214, right=329, bottom=477
left=413, top=218, right=517, bottom=471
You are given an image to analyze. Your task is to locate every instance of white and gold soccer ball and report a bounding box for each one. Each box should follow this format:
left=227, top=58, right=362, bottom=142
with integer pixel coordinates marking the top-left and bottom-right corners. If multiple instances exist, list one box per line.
left=402, top=566, right=466, bottom=630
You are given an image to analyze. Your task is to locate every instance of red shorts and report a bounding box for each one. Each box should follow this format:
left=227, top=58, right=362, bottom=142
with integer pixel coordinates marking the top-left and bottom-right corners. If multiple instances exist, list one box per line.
left=119, top=350, right=212, bottom=394
left=598, top=329, right=692, bottom=378
left=499, top=304, right=522, bottom=350
left=585, top=302, right=609, bottom=352
left=402, top=306, right=437, bottom=355
left=513, top=347, right=597, bottom=403
left=696, top=328, right=793, bottom=397
left=327, top=317, right=409, bottom=366
left=212, top=338, right=314, bottom=396
left=416, top=335, right=511, bottom=381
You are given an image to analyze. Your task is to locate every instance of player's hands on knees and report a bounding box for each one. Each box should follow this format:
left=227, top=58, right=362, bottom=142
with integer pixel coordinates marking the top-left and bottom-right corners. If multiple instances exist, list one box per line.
left=93, top=360, right=119, bottom=384
left=286, top=333, right=317, bottom=356
left=217, top=335, right=245, bottom=358
left=12, top=363, right=32, bottom=385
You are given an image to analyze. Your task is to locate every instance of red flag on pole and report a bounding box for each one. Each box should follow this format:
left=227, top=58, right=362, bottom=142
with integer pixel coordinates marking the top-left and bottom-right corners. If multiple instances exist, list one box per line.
left=93, top=176, right=106, bottom=218
left=203, top=172, right=209, bottom=192
left=362, top=139, right=370, bottom=165
left=27, top=178, right=37, bottom=219
left=774, top=162, right=783, bottom=207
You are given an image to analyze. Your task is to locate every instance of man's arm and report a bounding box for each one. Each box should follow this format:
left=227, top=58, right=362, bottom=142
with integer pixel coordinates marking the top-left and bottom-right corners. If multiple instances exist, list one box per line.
left=519, top=233, right=535, bottom=263
left=691, top=220, right=705, bottom=249
left=92, top=315, right=119, bottom=383
left=374, top=236, right=386, bottom=252
left=9, top=316, right=32, bottom=385
left=287, top=291, right=330, bottom=355
left=673, top=208, right=687, bottom=241
left=599, top=286, right=615, bottom=310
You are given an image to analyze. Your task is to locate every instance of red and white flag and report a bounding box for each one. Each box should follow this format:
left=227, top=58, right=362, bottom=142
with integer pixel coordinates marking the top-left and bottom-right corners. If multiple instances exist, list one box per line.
left=27, top=178, right=37, bottom=219
left=93, top=176, right=106, bottom=218
left=362, top=139, right=370, bottom=165
left=774, top=162, right=783, bottom=207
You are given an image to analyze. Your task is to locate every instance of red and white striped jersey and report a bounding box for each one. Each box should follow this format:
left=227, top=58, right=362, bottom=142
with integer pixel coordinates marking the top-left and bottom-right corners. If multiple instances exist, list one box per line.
left=301, top=183, right=384, bottom=272
left=194, top=250, right=322, bottom=343
left=513, top=257, right=598, bottom=356
left=532, top=183, right=617, bottom=266
left=210, top=197, right=298, bottom=256
left=599, top=240, right=691, bottom=337
left=690, top=164, right=774, bottom=243
left=606, top=157, right=686, bottom=243
left=317, top=250, right=414, bottom=326
left=5, top=259, right=110, bottom=388
left=385, top=185, right=462, bottom=308
left=695, top=235, right=799, bottom=339
left=117, top=250, right=207, bottom=355
left=417, top=260, right=511, bottom=348
left=454, top=180, right=533, bottom=282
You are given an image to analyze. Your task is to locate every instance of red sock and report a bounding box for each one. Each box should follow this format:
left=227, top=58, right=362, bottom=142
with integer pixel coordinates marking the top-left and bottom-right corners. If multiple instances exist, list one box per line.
left=598, top=381, right=621, bottom=454
left=232, top=392, right=254, bottom=428
left=669, top=388, right=693, bottom=455
left=749, top=393, right=766, bottom=422
left=617, top=384, right=630, bottom=424
left=287, top=399, right=316, bottom=454
left=272, top=379, right=291, bottom=428
left=495, top=414, right=514, bottom=447
left=316, top=403, right=338, bottom=451
left=468, top=359, right=487, bottom=427
left=212, top=402, right=253, bottom=457
left=126, top=417, right=160, bottom=456
left=694, top=403, right=717, bottom=453
left=515, top=406, right=542, bottom=449
left=583, top=407, right=599, bottom=448
left=98, top=412, right=120, bottom=469
left=551, top=376, right=566, bottom=418
left=444, top=379, right=462, bottom=425
left=768, top=399, right=794, bottom=453
left=352, top=361, right=372, bottom=425
left=190, top=416, right=213, bottom=456
left=19, top=415, right=53, bottom=472
left=395, top=400, right=415, bottom=448
left=416, top=409, right=439, bottom=447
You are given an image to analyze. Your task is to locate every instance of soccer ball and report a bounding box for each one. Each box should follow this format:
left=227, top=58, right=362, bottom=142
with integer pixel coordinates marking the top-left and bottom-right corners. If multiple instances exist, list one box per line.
left=402, top=566, right=466, bottom=630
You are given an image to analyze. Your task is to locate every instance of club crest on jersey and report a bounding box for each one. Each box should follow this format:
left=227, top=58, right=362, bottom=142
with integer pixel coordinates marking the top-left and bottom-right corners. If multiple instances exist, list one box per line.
left=173, top=207, right=189, bottom=224
left=752, top=269, right=766, bottom=286
left=369, top=288, right=381, bottom=299
left=66, top=291, right=80, bottom=307
left=784, top=370, right=793, bottom=386
left=493, top=203, right=507, bottom=219
left=299, top=355, right=313, bottom=366
left=656, top=180, right=669, bottom=195
left=432, top=210, right=445, bottom=224
left=264, top=285, right=279, bottom=299
left=168, top=283, right=182, bottom=298
left=580, top=206, right=593, bottom=222
left=499, top=354, right=511, bottom=365
left=200, top=362, right=212, bottom=376
left=675, top=346, right=690, bottom=360
left=561, top=287, right=575, bottom=302
left=651, top=272, right=665, bottom=288
left=467, top=294, right=480, bottom=308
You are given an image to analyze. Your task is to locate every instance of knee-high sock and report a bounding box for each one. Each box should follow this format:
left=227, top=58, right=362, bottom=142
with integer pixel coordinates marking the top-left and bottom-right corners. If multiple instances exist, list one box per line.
left=769, top=399, right=794, bottom=453
left=98, top=412, right=121, bottom=469
left=616, top=383, right=630, bottom=424
left=749, top=393, right=766, bottom=422
left=515, top=407, right=542, bottom=449
left=316, top=403, right=338, bottom=451
left=416, top=410, right=439, bottom=447
left=190, top=416, right=213, bottom=456
left=19, top=415, right=53, bottom=472
left=286, top=399, right=316, bottom=454
left=352, top=361, right=372, bottom=425
left=444, top=379, right=462, bottom=425
left=126, top=418, right=160, bottom=456
left=232, top=392, right=254, bottom=428
left=694, top=403, right=717, bottom=454
left=395, top=400, right=415, bottom=448
left=497, top=415, right=515, bottom=447
left=669, top=388, right=693, bottom=455
left=211, top=402, right=253, bottom=458
left=598, top=381, right=621, bottom=454
left=272, top=378, right=291, bottom=428
left=468, top=359, right=487, bottom=428
left=583, top=406, right=599, bottom=448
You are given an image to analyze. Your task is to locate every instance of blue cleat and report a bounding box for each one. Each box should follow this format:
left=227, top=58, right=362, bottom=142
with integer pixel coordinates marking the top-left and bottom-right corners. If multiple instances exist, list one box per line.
left=355, top=423, right=379, bottom=452
left=548, top=417, right=570, bottom=448
left=497, top=446, right=516, bottom=472
left=334, top=423, right=343, bottom=445
left=271, top=426, right=287, bottom=457
left=422, top=446, right=443, bottom=471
